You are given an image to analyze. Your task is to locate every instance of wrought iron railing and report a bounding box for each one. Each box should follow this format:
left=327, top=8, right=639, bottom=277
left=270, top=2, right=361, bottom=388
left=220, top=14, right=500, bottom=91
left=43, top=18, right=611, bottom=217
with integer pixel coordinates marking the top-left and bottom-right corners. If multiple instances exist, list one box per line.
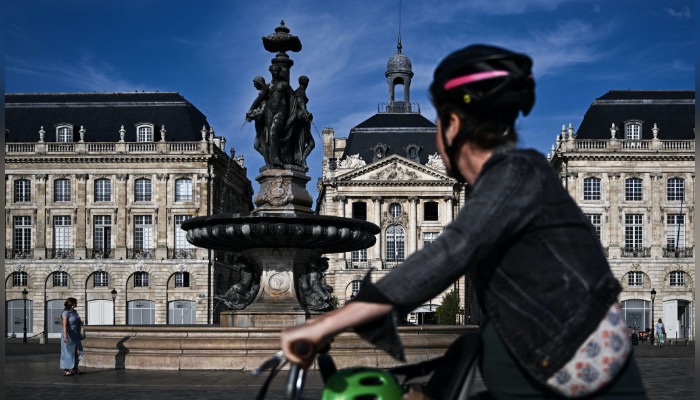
left=621, top=247, right=651, bottom=258
left=127, top=248, right=156, bottom=259
left=5, top=249, right=33, bottom=259
left=87, top=248, right=115, bottom=259
left=663, top=246, right=694, bottom=258
left=168, top=248, right=196, bottom=259
left=45, top=248, right=75, bottom=259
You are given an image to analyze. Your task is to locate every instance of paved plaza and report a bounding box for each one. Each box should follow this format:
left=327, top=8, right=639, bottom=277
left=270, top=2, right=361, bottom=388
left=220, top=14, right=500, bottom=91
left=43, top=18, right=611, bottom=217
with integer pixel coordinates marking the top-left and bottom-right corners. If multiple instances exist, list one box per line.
left=5, top=338, right=696, bottom=399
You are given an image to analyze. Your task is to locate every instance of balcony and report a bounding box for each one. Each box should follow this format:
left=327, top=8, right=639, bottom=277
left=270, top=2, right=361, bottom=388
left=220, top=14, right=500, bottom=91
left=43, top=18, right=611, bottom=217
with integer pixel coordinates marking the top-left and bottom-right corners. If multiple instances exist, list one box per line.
left=87, top=248, right=115, bottom=259
left=565, top=139, right=694, bottom=153
left=663, top=246, right=694, bottom=258
left=127, top=248, right=156, bottom=259
left=621, top=247, right=651, bottom=258
left=45, top=248, right=75, bottom=259
left=6, top=140, right=210, bottom=156
left=168, top=248, right=197, bottom=259
left=5, top=249, right=33, bottom=259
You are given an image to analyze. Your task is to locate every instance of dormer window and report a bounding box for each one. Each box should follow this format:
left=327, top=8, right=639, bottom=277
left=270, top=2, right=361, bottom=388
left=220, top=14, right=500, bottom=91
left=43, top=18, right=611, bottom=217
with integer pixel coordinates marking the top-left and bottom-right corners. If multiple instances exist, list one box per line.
left=372, top=143, right=389, bottom=162
left=405, top=144, right=422, bottom=162
left=624, top=121, right=643, bottom=140
left=136, top=123, right=154, bottom=142
left=57, top=125, right=73, bottom=142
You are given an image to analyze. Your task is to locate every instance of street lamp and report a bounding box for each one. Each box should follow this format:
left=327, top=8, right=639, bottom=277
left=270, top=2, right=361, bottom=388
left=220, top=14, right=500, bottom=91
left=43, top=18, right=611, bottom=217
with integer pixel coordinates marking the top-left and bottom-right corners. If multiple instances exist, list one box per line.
left=650, top=288, right=656, bottom=345
left=22, top=288, right=29, bottom=343
left=111, top=288, right=118, bottom=326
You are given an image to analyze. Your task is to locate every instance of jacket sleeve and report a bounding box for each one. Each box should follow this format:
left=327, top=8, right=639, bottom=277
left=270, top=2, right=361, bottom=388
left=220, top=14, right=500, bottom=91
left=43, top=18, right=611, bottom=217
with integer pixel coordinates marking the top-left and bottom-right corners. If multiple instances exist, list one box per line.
left=353, top=152, right=543, bottom=359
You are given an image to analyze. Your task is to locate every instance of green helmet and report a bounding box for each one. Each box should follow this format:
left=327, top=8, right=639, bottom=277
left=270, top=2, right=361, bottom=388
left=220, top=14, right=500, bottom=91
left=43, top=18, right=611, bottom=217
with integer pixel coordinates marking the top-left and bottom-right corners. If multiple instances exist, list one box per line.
left=322, top=367, right=404, bottom=400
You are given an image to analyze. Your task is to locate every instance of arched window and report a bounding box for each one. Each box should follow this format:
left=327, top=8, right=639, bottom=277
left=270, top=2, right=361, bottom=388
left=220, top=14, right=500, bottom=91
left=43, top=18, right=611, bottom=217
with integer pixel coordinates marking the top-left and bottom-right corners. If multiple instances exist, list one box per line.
left=667, top=178, right=685, bottom=201
left=389, top=203, right=402, bottom=218
left=14, top=179, right=31, bottom=203
left=12, top=271, right=28, bottom=287
left=53, top=271, right=69, bottom=287
left=137, top=124, right=154, bottom=142
left=94, top=271, right=109, bottom=287
left=175, top=272, right=190, bottom=287
left=583, top=177, right=601, bottom=201
left=54, top=179, right=71, bottom=202
left=94, top=178, right=111, bottom=202
left=134, top=178, right=152, bottom=202
left=625, top=178, right=643, bottom=201
left=624, top=122, right=642, bottom=140
left=134, top=271, right=150, bottom=288
left=386, top=225, right=405, bottom=265
left=351, top=248, right=368, bottom=268
left=175, top=178, right=193, bottom=202
left=57, top=126, right=73, bottom=142
left=350, top=280, right=362, bottom=299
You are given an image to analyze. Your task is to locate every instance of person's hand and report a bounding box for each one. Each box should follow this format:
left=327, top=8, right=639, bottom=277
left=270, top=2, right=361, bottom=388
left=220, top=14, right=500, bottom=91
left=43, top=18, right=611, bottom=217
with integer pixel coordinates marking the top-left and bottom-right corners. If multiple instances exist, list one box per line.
left=280, top=320, right=326, bottom=369
left=64, top=335, right=69, bottom=344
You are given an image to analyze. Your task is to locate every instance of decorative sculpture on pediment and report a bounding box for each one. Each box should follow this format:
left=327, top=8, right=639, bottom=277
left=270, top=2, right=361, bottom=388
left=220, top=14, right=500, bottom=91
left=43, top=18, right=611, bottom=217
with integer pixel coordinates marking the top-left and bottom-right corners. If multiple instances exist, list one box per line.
left=426, top=153, right=446, bottom=172
left=370, top=162, right=418, bottom=181
left=338, top=154, right=366, bottom=169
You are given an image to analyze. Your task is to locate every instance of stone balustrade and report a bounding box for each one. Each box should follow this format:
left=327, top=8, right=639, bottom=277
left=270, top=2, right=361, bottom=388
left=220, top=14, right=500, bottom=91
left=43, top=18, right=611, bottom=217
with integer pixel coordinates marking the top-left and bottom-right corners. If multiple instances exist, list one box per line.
left=6, top=141, right=210, bottom=156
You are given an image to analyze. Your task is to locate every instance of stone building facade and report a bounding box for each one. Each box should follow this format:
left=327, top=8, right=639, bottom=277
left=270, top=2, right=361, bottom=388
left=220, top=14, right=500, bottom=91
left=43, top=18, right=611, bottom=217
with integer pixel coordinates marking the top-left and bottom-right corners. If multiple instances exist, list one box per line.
left=5, top=93, right=253, bottom=338
left=549, top=90, right=695, bottom=340
left=316, top=43, right=474, bottom=324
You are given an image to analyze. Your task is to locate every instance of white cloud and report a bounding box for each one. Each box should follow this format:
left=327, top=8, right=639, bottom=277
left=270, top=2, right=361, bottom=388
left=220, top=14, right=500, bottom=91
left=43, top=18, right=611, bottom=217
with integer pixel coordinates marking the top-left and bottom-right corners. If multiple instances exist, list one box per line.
left=664, top=5, right=692, bottom=20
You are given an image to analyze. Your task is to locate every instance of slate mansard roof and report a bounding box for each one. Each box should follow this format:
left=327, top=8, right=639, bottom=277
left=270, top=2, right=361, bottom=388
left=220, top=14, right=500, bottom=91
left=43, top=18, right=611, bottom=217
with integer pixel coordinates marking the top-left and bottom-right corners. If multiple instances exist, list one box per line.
left=5, top=92, right=210, bottom=143
left=576, top=90, right=694, bottom=140
left=341, top=113, right=438, bottom=165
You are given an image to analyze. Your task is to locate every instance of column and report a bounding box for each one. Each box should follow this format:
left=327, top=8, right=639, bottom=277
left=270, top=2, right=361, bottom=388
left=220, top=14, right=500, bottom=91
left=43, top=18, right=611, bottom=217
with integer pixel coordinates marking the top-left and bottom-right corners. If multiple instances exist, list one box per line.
left=372, top=196, right=383, bottom=268
left=334, top=195, right=347, bottom=267
left=75, top=174, right=88, bottom=258
left=408, top=197, right=418, bottom=254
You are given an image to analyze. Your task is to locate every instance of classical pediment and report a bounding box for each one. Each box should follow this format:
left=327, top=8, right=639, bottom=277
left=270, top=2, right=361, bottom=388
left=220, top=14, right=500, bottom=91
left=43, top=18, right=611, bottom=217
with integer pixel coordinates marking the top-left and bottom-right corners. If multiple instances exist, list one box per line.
left=335, top=154, right=453, bottom=183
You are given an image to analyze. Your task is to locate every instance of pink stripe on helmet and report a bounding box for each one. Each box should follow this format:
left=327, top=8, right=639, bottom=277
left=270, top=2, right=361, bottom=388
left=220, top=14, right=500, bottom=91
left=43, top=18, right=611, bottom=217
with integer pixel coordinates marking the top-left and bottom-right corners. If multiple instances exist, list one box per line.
left=443, top=70, right=510, bottom=90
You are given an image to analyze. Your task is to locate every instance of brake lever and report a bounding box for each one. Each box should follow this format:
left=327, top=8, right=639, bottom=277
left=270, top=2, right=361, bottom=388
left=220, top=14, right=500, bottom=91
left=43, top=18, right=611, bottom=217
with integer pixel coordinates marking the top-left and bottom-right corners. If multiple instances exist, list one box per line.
left=252, top=350, right=286, bottom=377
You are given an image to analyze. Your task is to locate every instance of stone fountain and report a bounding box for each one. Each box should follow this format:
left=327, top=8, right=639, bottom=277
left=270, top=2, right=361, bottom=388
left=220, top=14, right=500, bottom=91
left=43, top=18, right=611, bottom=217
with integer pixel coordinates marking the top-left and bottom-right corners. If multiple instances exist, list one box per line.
left=182, top=21, right=379, bottom=328
left=81, top=22, right=474, bottom=370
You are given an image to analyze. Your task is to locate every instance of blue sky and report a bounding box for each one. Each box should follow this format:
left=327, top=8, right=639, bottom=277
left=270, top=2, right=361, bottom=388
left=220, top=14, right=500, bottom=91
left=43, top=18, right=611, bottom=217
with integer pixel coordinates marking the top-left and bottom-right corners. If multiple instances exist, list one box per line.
left=6, top=1, right=694, bottom=204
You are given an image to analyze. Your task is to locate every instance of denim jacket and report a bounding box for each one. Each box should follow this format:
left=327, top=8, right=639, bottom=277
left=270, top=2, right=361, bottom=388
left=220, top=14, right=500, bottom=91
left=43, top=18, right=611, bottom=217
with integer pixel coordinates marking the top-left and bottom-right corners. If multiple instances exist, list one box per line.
left=354, top=149, right=621, bottom=384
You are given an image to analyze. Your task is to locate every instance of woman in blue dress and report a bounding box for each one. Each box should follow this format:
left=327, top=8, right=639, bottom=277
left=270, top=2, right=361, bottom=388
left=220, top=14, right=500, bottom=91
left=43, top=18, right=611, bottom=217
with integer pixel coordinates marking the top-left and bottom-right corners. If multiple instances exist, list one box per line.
left=60, top=297, right=84, bottom=376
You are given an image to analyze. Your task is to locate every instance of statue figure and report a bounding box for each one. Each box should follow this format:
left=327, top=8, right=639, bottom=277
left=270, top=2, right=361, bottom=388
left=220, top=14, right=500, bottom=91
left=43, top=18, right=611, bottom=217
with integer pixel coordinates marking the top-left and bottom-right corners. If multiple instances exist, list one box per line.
left=286, top=75, right=315, bottom=169
left=297, top=257, right=334, bottom=311
left=216, top=257, right=260, bottom=310
left=262, top=63, right=295, bottom=167
left=246, top=76, right=269, bottom=158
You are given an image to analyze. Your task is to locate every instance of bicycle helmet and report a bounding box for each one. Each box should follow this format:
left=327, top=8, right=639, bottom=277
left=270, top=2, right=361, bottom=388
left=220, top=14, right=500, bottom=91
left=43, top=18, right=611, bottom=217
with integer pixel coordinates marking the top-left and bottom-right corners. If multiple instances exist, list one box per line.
left=322, top=367, right=403, bottom=400
left=429, top=44, right=535, bottom=117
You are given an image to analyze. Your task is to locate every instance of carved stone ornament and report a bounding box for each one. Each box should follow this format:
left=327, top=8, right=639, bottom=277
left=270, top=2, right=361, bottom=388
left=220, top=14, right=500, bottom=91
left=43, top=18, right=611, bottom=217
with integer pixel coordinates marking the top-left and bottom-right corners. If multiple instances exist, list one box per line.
left=370, top=163, right=418, bottom=181
left=96, top=264, right=105, bottom=272
left=268, top=272, right=291, bottom=295
left=381, top=211, right=409, bottom=228
left=338, top=154, right=366, bottom=169
left=177, top=264, right=187, bottom=272
left=136, top=261, right=146, bottom=272
left=426, top=153, right=446, bottom=172
left=263, top=177, right=292, bottom=206
left=14, top=264, right=26, bottom=272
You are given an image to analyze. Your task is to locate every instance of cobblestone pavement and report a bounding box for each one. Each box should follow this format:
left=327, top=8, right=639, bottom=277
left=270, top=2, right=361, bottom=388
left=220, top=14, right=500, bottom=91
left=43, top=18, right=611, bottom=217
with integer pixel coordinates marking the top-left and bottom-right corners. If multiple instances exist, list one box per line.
left=4, top=340, right=695, bottom=399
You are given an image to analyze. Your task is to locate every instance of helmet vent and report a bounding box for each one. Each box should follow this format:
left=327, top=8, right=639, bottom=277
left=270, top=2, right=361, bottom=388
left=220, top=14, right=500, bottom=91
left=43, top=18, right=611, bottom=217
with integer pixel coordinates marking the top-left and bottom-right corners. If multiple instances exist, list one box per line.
left=359, top=376, right=385, bottom=386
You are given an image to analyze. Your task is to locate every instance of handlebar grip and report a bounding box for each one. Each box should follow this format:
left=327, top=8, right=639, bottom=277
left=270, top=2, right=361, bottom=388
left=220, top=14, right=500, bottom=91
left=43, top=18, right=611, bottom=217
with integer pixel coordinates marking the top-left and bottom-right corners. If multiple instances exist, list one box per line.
left=292, top=341, right=312, bottom=358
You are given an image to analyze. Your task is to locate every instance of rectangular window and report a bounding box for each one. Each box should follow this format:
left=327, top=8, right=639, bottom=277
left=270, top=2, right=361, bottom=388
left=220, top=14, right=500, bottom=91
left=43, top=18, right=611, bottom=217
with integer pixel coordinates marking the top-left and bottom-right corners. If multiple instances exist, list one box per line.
left=352, top=202, right=367, bottom=220
left=135, top=179, right=152, bottom=202
left=585, top=214, right=602, bottom=240
left=175, top=179, right=193, bottom=202
left=13, top=216, right=32, bottom=253
left=138, top=126, right=153, bottom=142
left=94, top=179, right=112, bottom=202
left=93, top=215, right=112, bottom=251
left=628, top=271, right=643, bottom=286
left=134, top=215, right=153, bottom=251
left=625, top=178, right=643, bottom=201
left=624, top=214, right=643, bottom=249
left=174, top=215, right=193, bottom=250
left=13, top=272, right=28, bottom=287
left=14, top=179, right=31, bottom=202
left=625, top=124, right=641, bottom=140
left=583, top=178, right=601, bottom=201
left=175, top=272, right=190, bottom=288
left=53, top=216, right=72, bottom=250
left=351, top=248, right=368, bottom=268
left=666, top=214, right=685, bottom=248
left=423, top=232, right=439, bottom=246
left=54, top=179, right=71, bottom=202
left=134, top=272, right=149, bottom=287
left=94, top=271, right=109, bottom=287
left=53, top=272, right=69, bottom=287
left=667, top=178, right=685, bottom=201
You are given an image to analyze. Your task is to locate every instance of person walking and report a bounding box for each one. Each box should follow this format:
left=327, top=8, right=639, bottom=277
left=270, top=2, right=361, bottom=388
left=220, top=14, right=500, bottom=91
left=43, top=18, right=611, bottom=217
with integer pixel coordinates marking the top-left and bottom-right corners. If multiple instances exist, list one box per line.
left=656, top=318, right=665, bottom=348
left=281, top=44, right=647, bottom=398
left=60, top=297, right=84, bottom=376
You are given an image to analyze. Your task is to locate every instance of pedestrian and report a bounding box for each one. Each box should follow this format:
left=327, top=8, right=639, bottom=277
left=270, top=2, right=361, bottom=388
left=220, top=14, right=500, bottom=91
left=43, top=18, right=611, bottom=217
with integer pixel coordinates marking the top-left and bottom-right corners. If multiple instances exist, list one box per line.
left=281, top=44, right=647, bottom=398
left=656, top=318, right=665, bottom=348
left=60, top=297, right=84, bottom=376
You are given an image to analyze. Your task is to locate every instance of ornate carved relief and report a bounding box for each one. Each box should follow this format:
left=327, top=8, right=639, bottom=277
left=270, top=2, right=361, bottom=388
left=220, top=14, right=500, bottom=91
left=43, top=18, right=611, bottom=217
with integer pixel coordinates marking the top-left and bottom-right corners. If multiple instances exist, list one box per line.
left=338, top=154, right=366, bottom=169
left=370, top=162, right=418, bottom=181
left=263, top=177, right=292, bottom=206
